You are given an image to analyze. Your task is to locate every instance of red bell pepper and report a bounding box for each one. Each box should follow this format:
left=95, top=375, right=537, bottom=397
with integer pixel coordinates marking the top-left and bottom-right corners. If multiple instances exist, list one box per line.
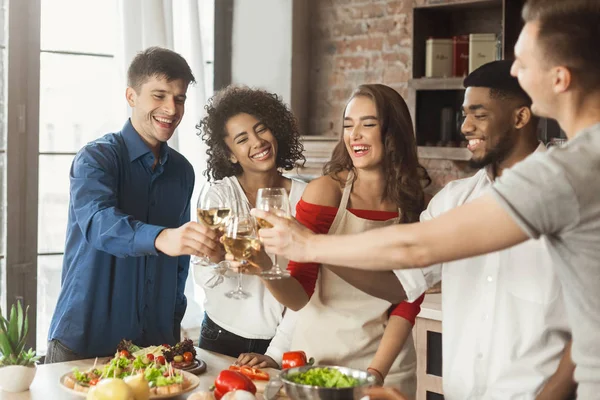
left=229, top=365, right=270, bottom=381
left=213, top=370, right=257, bottom=400
left=281, top=351, right=314, bottom=370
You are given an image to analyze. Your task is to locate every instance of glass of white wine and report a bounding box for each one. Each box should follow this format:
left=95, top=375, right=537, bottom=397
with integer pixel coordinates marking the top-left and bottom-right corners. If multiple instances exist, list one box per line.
left=193, top=183, right=232, bottom=266
left=221, top=211, right=261, bottom=299
left=255, top=187, right=291, bottom=280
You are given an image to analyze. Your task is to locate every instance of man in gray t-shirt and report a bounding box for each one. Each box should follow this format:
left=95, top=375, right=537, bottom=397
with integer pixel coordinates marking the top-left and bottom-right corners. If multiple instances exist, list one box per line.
left=251, top=1, right=600, bottom=398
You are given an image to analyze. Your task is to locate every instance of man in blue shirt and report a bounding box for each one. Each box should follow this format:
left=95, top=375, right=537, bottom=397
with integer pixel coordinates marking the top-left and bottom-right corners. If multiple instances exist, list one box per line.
left=46, top=47, right=221, bottom=363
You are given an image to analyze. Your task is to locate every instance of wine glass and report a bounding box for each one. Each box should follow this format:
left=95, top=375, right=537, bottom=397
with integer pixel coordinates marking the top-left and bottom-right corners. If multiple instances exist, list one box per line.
left=192, top=182, right=232, bottom=266
left=221, top=211, right=261, bottom=299
left=255, top=187, right=291, bottom=280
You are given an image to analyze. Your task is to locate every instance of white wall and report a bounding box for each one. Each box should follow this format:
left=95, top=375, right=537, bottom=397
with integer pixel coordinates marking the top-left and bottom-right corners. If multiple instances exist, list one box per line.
left=231, top=0, right=293, bottom=102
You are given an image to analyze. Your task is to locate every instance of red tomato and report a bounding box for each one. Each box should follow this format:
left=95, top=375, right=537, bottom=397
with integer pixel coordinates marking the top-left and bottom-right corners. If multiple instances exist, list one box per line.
left=89, top=379, right=99, bottom=386
left=183, top=352, right=194, bottom=363
left=156, top=356, right=166, bottom=365
left=119, top=350, right=130, bottom=358
left=146, top=354, right=155, bottom=361
left=281, top=351, right=314, bottom=370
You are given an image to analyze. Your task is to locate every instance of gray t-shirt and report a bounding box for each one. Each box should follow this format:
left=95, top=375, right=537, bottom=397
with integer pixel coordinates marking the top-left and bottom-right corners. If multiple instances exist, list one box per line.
left=491, top=123, right=600, bottom=397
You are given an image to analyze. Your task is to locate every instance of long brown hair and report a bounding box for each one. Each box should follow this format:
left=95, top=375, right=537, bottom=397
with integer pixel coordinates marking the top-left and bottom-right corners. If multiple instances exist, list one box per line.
left=323, top=84, right=430, bottom=223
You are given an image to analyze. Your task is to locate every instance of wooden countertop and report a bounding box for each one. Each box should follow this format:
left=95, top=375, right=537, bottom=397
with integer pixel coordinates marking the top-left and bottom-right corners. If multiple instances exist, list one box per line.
left=0, top=349, right=279, bottom=400
left=418, top=293, right=442, bottom=322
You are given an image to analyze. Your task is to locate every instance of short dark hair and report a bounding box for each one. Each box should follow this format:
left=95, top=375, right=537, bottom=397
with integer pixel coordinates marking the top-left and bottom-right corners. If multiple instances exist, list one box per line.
left=127, top=46, right=196, bottom=91
left=522, top=0, right=600, bottom=90
left=198, top=85, right=306, bottom=181
left=464, top=60, right=532, bottom=106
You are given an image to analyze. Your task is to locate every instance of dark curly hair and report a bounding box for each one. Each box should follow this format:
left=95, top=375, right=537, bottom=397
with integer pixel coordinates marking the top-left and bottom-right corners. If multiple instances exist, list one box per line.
left=324, top=84, right=431, bottom=224
left=197, top=85, right=306, bottom=181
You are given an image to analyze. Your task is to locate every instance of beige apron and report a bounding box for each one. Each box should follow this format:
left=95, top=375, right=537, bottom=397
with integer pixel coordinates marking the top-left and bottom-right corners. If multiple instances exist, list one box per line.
left=290, top=172, right=417, bottom=398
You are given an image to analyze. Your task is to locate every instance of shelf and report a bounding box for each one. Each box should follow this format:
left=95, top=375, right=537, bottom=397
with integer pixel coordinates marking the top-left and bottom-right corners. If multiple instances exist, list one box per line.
left=418, top=146, right=471, bottom=161
left=409, top=77, right=465, bottom=91
left=414, top=0, right=501, bottom=10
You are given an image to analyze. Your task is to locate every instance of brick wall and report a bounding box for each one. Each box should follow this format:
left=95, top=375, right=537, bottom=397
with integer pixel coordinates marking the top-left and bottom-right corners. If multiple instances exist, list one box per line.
left=308, top=0, right=475, bottom=193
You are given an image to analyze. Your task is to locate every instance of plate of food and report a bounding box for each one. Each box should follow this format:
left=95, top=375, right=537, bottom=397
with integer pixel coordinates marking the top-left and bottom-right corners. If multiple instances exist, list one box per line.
left=118, top=338, right=207, bottom=376
left=59, top=349, right=200, bottom=398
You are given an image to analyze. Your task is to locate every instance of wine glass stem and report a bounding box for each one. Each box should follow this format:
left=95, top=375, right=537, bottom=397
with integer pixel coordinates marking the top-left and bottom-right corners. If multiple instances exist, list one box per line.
left=236, top=270, right=243, bottom=292
left=273, top=254, right=279, bottom=271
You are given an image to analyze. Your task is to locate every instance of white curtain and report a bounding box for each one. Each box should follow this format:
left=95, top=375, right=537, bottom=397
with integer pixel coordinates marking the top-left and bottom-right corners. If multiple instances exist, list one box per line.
left=116, top=0, right=210, bottom=339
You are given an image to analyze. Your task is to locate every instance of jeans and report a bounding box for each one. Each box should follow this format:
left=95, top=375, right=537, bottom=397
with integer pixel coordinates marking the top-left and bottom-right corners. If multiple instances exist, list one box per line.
left=198, top=314, right=271, bottom=358
left=45, top=339, right=85, bottom=364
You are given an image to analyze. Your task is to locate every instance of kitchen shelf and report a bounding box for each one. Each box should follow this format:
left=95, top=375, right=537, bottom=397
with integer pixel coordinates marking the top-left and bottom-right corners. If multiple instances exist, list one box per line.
left=414, top=0, right=501, bottom=10
left=409, top=77, right=465, bottom=91
left=418, top=146, right=471, bottom=161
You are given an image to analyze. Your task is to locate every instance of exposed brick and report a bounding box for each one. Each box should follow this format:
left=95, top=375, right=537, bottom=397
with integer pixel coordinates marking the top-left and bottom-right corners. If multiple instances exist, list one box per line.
left=331, top=21, right=369, bottom=37
left=386, top=0, right=411, bottom=15
left=338, top=37, right=385, bottom=54
left=382, top=68, right=411, bottom=84
left=366, top=17, right=401, bottom=34
left=335, top=55, right=369, bottom=70
left=352, top=3, right=387, bottom=19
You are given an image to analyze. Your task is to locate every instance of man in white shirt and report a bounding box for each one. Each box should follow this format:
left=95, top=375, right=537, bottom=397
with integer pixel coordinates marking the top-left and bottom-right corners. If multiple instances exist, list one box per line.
left=398, top=60, right=574, bottom=399
left=253, top=1, right=600, bottom=397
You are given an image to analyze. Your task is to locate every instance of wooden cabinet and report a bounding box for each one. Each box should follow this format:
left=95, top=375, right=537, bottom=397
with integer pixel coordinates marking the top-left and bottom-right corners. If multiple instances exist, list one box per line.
left=414, top=294, right=444, bottom=400
left=407, top=0, right=565, bottom=161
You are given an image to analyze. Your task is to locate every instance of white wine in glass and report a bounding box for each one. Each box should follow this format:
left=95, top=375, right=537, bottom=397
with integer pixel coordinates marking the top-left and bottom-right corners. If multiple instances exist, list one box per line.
left=222, top=213, right=259, bottom=299
left=255, top=187, right=291, bottom=280
left=192, top=183, right=231, bottom=266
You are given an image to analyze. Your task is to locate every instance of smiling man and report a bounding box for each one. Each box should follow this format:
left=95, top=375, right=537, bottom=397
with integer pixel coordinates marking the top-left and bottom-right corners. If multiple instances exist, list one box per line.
left=46, top=47, right=220, bottom=363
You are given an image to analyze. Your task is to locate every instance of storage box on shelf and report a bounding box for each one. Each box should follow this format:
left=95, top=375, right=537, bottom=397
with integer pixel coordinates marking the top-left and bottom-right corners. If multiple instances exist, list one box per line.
left=409, top=0, right=526, bottom=161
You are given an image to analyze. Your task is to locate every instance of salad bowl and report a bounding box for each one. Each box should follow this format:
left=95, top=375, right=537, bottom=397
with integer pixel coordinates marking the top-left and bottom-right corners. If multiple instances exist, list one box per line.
left=264, top=365, right=376, bottom=400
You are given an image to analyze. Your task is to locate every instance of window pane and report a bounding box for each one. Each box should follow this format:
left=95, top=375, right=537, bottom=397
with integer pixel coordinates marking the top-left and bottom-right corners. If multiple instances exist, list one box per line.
left=37, top=254, right=63, bottom=354
left=39, top=53, right=123, bottom=153
left=38, top=155, right=73, bottom=254
left=200, top=0, right=215, bottom=98
left=41, top=0, right=117, bottom=54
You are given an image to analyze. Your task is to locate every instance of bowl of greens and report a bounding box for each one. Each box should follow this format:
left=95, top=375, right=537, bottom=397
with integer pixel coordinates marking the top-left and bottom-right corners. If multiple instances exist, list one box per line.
left=264, top=365, right=376, bottom=400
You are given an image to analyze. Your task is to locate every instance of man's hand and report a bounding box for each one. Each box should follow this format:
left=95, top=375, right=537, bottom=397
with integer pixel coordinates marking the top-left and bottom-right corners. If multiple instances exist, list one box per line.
left=250, top=209, right=316, bottom=263
left=362, top=387, right=408, bottom=400
left=234, top=352, right=279, bottom=369
left=155, top=221, right=221, bottom=258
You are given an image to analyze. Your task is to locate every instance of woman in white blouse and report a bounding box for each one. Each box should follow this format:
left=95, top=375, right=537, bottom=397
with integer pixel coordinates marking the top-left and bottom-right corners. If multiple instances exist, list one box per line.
left=194, top=85, right=307, bottom=366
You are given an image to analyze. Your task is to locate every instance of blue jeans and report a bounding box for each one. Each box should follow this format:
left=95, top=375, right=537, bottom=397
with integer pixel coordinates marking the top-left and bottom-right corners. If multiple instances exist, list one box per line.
left=198, top=314, right=271, bottom=358
left=45, top=339, right=85, bottom=364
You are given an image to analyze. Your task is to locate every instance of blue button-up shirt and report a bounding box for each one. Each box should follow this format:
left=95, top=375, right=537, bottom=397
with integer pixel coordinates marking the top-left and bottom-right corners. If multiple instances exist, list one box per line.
left=48, top=119, right=194, bottom=358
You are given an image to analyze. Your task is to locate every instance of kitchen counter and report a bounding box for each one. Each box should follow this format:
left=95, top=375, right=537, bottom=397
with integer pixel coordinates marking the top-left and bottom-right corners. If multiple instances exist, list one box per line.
left=0, top=349, right=279, bottom=400
left=418, top=293, right=442, bottom=322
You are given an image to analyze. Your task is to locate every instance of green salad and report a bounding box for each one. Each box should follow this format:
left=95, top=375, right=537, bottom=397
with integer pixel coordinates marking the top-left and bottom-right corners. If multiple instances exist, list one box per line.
left=286, top=367, right=361, bottom=388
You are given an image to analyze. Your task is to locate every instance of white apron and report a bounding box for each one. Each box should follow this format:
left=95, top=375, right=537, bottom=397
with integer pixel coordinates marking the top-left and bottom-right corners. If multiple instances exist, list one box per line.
left=290, top=172, right=417, bottom=399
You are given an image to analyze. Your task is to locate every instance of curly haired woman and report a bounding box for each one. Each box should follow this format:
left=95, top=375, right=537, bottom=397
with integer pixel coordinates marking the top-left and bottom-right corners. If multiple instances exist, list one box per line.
left=194, top=85, right=306, bottom=366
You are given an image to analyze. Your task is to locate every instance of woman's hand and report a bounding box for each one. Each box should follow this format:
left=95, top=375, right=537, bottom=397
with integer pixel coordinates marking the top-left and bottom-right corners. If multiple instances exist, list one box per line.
left=234, top=353, right=279, bottom=369
left=362, top=387, right=408, bottom=400
left=250, top=209, right=316, bottom=263
left=223, top=248, right=272, bottom=275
